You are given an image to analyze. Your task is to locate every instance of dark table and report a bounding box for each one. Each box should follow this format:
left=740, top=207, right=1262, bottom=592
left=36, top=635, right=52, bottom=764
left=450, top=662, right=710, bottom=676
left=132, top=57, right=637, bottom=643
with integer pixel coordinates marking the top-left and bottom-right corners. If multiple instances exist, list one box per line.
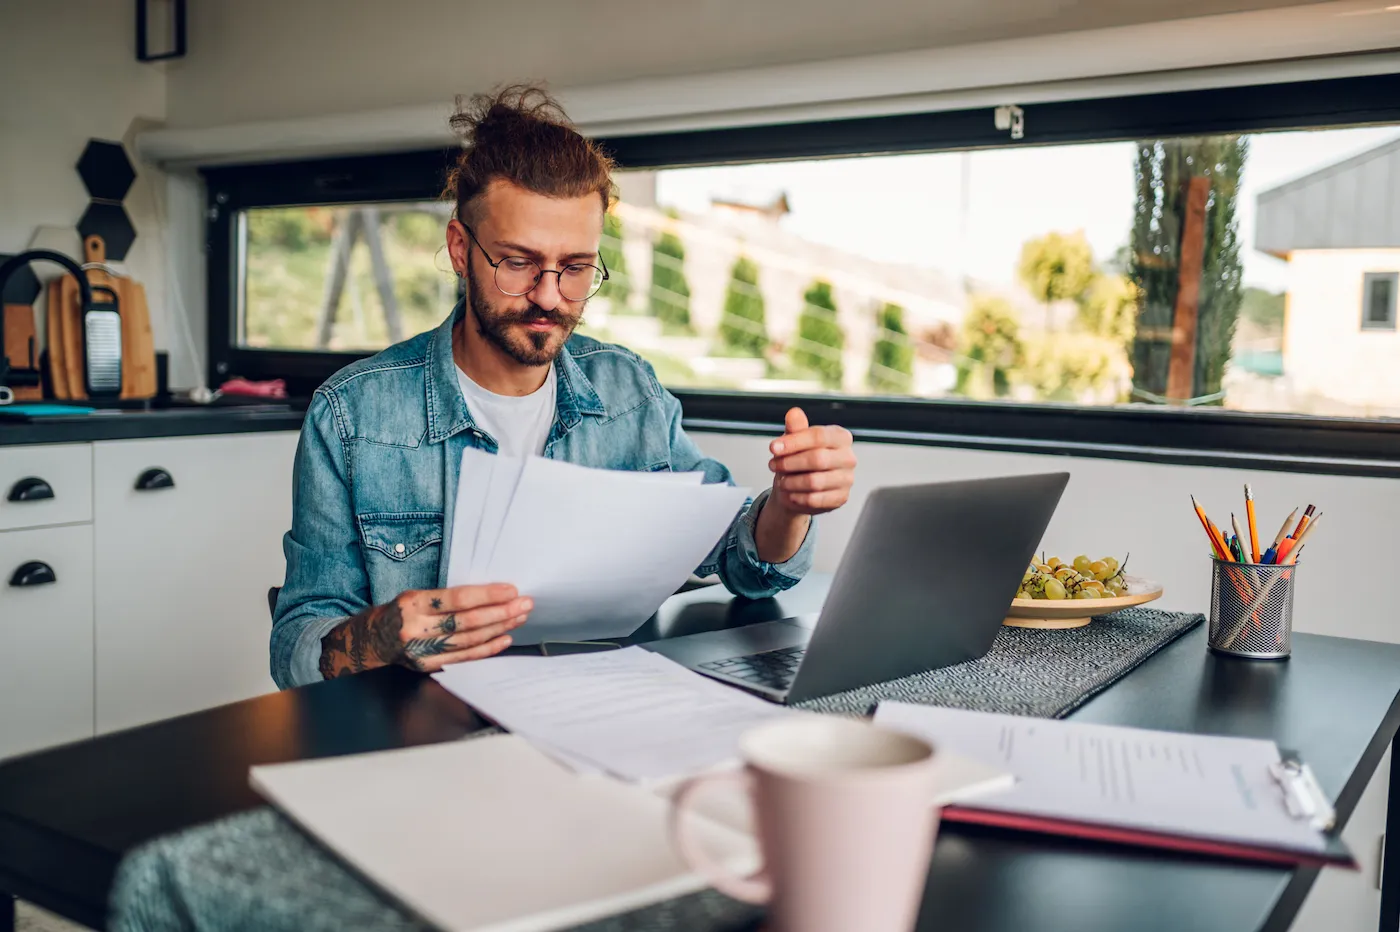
left=3, top=576, right=1399, bottom=932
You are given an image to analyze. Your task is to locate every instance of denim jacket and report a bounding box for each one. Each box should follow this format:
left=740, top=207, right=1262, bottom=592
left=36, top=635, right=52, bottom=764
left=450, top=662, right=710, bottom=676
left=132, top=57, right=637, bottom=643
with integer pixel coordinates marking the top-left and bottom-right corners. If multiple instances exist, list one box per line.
left=270, top=304, right=814, bottom=688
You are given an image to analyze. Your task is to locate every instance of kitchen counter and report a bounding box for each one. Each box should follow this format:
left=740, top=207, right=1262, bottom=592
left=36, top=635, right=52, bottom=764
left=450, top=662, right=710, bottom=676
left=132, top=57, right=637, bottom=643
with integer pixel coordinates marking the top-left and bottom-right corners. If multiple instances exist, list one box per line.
left=0, top=403, right=307, bottom=446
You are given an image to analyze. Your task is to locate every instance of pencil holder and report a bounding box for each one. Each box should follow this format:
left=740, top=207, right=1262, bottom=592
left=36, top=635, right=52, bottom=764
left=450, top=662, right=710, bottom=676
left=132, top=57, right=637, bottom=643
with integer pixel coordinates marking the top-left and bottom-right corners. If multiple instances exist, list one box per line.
left=1207, top=558, right=1297, bottom=660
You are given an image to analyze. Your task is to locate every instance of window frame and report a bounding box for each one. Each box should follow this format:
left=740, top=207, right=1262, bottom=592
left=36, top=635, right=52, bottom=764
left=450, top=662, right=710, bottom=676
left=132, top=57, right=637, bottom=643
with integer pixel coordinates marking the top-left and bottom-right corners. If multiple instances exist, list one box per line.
left=1361, top=271, right=1399, bottom=332
left=203, top=71, right=1400, bottom=474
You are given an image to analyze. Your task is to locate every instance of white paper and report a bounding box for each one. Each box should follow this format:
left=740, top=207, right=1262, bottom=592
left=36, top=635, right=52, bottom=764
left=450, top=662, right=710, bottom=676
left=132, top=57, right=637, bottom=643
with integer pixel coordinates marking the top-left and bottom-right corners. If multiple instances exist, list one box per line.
left=874, top=702, right=1327, bottom=854
left=251, top=735, right=757, bottom=932
left=434, top=647, right=796, bottom=782
left=448, top=455, right=749, bottom=643
left=448, top=448, right=496, bottom=581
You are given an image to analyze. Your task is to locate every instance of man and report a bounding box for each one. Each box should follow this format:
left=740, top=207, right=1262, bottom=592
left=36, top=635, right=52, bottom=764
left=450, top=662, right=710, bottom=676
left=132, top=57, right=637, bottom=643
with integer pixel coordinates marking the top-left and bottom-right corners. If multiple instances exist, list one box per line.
left=270, top=86, right=858, bottom=689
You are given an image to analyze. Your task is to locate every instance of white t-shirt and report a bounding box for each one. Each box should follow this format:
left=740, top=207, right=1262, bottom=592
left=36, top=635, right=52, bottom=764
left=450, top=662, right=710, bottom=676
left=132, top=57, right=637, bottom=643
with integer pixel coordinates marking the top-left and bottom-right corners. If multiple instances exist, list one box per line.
left=455, top=364, right=557, bottom=457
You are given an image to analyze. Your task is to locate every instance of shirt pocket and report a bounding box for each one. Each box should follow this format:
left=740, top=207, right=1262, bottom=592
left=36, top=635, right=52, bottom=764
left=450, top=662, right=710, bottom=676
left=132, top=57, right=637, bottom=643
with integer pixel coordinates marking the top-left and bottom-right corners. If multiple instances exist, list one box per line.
left=356, top=512, right=444, bottom=601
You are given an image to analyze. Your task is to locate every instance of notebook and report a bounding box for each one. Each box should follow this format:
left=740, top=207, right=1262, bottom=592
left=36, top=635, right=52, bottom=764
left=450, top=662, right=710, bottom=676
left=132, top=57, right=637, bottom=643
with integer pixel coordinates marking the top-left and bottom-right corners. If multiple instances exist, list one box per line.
left=874, top=702, right=1353, bottom=868
left=250, top=735, right=758, bottom=932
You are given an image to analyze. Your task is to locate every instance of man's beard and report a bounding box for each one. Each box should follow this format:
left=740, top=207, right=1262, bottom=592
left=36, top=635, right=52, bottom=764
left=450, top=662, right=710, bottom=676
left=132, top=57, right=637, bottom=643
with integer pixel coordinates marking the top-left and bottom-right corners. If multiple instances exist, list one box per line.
left=467, top=266, right=583, bottom=367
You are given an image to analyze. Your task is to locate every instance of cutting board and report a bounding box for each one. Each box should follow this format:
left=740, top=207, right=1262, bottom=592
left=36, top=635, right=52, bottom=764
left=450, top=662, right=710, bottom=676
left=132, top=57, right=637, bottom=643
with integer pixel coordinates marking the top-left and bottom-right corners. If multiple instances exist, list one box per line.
left=45, top=236, right=157, bottom=400
left=2, top=302, right=43, bottom=401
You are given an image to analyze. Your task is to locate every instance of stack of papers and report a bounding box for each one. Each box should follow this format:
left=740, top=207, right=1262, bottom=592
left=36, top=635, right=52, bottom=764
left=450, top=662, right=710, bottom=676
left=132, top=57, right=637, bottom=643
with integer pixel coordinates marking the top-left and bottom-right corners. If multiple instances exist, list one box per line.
left=448, top=451, right=750, bottom=644
left=434, top=647, right=796, bottom=781
left=251, top=735, right=759, bottom=932
left=874, top=702, right=1352, bottom=866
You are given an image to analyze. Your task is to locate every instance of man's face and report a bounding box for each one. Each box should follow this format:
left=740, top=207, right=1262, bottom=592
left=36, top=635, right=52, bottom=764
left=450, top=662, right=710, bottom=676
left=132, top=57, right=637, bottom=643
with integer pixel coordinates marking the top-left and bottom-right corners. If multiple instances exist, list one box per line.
left=454, top=180, right=603, bottom=368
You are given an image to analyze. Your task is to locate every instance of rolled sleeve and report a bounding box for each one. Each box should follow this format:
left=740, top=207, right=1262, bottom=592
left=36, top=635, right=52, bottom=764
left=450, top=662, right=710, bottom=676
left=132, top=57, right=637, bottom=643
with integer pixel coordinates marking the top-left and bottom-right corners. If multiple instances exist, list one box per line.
left=270, top=391, right=372, bottom=689
left=657, top=388, right=814, bottom=599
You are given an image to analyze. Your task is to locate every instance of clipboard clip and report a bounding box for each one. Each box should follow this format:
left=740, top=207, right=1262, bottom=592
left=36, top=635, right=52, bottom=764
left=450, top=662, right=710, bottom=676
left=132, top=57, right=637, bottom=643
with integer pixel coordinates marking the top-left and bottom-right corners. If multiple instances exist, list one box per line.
left=1269, top=754, right=1336, bottom=832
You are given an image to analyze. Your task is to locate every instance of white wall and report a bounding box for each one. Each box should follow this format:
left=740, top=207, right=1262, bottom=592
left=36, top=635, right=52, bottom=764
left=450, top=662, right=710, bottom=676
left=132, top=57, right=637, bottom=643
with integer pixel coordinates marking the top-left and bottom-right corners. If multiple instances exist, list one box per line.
left=1285, top=249, right=1400, bottom=410
left=695, top=429, right=1395, bottom=932
left=0, top=1, right=209, bottom=389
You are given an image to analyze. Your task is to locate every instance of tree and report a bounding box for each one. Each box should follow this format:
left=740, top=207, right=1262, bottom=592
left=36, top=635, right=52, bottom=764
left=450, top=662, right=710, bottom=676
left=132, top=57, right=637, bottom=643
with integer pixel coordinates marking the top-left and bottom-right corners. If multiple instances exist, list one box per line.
left=1018, top=231, right=1096, bottom=331
left=868, top=302, right=914, bottom=394
left=649, top=230, right=691, bottom=329
left=1128, top=136, right=1247, bottom=402
left=597, top=211, right=629, bottom=305
left=955, top=295, right=1022, bottom=399
left=1077, top=274, right=1138, bottom=348
left=794, top=280, right=845, bottom=389
left=719, top=255, right=768, bottom=356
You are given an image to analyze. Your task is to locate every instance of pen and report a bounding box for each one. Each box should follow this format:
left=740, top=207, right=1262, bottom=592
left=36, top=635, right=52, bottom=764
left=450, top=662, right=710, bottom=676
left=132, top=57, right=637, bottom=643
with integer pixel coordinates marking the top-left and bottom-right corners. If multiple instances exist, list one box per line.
left=1293, top=505, right=1316, bottom=541
left=1283, top=513, right=1321, bottom=564
left=1245, top=485, right=1261, bottom=563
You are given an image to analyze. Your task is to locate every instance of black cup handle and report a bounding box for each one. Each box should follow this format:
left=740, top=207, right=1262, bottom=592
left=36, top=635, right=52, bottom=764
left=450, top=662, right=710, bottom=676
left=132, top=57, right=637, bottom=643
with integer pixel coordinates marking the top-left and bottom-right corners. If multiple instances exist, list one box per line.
left=135, top=468, right=175, bottom=491
left=7, top=477, right=55, bottom=502
left=10, top=561, right=56, bottom=587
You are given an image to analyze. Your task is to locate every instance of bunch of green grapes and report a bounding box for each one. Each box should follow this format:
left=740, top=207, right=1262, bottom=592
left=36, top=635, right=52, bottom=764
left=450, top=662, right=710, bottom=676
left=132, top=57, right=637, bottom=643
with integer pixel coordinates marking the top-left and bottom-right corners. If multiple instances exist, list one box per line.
left=1017, top=554, right=1128, bottom=601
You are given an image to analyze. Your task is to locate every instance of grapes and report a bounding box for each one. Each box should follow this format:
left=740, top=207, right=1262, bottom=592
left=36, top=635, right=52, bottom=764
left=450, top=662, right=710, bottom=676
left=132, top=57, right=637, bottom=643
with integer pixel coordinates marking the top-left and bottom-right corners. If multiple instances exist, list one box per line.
left=1015, top=552, right=1129, bottom=602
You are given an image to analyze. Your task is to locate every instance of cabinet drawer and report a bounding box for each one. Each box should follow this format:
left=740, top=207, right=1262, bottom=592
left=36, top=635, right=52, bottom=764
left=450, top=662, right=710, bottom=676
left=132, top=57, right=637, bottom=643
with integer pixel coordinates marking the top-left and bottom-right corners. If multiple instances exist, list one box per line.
left=0, top=524, right=95, bottom=760
left=0, top=444, right=93, bottom=531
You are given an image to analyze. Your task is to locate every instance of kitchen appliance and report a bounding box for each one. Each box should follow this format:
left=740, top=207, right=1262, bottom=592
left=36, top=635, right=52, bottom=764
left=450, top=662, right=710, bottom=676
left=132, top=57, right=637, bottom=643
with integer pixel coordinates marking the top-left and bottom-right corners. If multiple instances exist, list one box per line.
left=0, top=250, right=105, bottom=402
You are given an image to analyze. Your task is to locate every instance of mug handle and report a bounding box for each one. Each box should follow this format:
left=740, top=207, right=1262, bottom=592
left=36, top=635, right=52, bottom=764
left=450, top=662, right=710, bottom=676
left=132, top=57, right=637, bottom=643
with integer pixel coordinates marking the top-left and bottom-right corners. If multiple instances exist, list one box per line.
left=669, top=770, right=772, bottom=905
left=0, top=385, right=13, bottom=406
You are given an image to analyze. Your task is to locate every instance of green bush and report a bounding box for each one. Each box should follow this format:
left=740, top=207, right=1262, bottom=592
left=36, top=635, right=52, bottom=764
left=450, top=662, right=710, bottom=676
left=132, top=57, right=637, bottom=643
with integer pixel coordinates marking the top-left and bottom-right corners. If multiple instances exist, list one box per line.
left=793, top=280, right=845, bottom=388
left=955, top=296, right=1023, bottom=398
left=598, top=211, right=629, bottom=304
left=868, top=302, right=914, bottom=394
left=650, top=231, right=691, bottom=329
left=719, top=256, right=768, bottom=357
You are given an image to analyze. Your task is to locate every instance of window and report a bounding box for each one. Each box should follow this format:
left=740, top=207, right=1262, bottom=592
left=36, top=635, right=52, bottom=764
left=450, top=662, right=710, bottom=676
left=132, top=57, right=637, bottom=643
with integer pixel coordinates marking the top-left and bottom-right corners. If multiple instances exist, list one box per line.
left=1361, top=272, right=1398, bottom=331
left=207, top=73, right=1400, bottom=466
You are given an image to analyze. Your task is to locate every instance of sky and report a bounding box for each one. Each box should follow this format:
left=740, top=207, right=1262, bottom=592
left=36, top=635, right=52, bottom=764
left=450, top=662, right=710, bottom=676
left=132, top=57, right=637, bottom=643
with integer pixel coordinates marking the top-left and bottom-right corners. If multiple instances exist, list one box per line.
left=654, top=125, right=1400, bottom=294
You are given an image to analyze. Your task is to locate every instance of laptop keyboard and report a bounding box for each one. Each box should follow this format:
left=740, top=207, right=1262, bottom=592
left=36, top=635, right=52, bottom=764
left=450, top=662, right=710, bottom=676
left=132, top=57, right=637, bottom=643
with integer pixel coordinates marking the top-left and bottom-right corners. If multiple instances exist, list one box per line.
left=698, top=645, right=806, bottom=692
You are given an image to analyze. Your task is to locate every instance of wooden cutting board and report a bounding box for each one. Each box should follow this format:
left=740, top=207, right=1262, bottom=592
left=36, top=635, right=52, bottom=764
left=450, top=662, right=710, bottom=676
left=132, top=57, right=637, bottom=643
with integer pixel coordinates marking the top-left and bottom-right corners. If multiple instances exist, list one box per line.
left=2, top=302, right=43, bottom=401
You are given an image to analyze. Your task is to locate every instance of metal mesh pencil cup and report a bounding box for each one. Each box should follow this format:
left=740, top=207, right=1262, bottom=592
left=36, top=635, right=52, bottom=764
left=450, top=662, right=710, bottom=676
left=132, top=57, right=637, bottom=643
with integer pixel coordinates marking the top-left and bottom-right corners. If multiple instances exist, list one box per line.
left=1208, top=557, right=1298, bottom=659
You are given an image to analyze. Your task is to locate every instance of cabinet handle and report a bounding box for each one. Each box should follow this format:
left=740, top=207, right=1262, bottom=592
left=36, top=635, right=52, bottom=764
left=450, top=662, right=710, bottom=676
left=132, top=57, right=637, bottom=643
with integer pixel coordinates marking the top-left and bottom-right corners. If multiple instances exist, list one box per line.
left=7, top=477, right=55, bottom=502
left=9, top=561, right=56, bottom=587
left=135, top=468, right=175, bottom=491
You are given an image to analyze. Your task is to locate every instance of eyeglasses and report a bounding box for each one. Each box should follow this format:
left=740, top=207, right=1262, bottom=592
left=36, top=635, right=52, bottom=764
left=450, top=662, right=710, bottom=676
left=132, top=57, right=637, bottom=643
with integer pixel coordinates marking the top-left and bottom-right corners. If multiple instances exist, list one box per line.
left=463, top=224, right=609, bottom=302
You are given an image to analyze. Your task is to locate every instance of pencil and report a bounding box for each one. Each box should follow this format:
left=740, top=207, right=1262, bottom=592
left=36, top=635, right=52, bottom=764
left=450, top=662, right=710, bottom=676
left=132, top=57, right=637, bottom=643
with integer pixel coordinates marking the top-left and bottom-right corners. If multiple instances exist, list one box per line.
left=1271, top=508, right=1299, bottom=549
left=1191, top=495, right=1228, bottom=559
left=1210, top=521, right=1235, bottom=562
left=1245, top=485, right=1260, bottom=563
left=1231, top=514, right=1249, bottom=564
left=1293, top=504, right=1316, bottom=541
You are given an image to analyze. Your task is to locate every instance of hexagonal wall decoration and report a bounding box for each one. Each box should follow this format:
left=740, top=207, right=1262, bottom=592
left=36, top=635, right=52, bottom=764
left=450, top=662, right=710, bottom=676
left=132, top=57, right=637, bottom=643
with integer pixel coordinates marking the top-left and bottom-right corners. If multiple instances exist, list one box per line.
left=0, top=253, right=43, bottom=306
left=77, top=140, right=136, bottom=203
left=77, top=202, right=137, bottom=262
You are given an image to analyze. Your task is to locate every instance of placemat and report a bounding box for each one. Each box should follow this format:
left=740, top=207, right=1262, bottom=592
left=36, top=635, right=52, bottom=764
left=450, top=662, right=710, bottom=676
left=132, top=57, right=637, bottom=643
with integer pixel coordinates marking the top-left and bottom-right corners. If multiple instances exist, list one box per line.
left=109, top=608, right=1202, bottom=932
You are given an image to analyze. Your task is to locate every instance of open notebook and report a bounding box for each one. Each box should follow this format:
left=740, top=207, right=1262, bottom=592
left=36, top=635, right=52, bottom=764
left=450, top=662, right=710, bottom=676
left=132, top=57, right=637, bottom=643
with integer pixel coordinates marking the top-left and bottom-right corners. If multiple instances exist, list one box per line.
left=251, top=732, right=1012, bottom=931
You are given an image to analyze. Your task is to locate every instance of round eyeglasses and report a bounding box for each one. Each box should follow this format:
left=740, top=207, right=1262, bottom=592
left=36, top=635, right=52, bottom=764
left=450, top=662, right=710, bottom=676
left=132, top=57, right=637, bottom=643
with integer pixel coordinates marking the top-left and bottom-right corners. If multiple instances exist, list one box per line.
left=463, top=224, right=608, bottom=302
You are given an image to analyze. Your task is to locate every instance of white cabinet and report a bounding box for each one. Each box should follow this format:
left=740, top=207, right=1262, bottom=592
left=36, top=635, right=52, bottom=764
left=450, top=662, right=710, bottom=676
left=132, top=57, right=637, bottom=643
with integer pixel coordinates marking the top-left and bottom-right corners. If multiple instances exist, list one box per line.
left=93, top=432, right=298, bottom=733
left=0, top=524, right=95, bottom=760
left=0, top=443, right=92, bottom=531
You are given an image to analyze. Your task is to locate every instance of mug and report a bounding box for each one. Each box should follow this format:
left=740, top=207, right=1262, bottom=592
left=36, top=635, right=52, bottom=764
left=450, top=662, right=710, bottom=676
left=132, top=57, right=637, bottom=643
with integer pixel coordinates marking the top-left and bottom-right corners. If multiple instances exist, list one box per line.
left=0, top=385, right=13, bottom=405
left=670, top=716, right=939, bottom=932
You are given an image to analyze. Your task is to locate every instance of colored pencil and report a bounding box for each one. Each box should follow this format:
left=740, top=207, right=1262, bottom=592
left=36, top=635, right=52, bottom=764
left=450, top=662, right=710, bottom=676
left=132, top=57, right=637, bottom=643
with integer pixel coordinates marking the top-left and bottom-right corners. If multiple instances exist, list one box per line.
left=1245, top=484, right=1261, bottom=563
left=1191, top=496, right=1228, bottom=560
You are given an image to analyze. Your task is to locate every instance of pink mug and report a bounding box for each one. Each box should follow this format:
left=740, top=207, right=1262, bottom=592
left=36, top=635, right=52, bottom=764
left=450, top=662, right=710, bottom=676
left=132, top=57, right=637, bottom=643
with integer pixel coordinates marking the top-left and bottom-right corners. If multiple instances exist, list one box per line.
left=669, top=716, right=940, bottom=932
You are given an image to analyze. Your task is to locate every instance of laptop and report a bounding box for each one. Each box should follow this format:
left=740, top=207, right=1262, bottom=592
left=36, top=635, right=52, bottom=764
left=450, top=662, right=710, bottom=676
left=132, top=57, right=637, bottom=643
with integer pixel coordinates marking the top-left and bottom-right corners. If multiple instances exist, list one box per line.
left=647, top=472, right=1069, bottom=704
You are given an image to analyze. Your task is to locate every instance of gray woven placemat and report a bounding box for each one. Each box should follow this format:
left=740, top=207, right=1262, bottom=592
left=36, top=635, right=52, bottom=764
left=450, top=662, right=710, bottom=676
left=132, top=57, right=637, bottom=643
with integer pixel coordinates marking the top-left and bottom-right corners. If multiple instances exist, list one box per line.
left=109, top=608, right=1201, bottom=932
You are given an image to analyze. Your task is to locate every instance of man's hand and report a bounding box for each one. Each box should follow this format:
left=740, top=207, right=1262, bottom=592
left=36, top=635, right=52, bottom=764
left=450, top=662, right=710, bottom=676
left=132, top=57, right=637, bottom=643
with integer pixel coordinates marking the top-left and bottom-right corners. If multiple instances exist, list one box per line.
left=318, top=584, right=531, bottom=679
left=753, top=408, right=856, bottom=564
left=768, top=407, right=856, bottom=515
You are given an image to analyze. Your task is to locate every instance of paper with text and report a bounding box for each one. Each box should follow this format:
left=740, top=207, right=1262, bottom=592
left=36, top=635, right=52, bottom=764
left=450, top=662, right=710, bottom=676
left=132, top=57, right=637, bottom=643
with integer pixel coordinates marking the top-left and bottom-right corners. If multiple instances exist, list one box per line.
left=874, top=703, right=1327, bottom=854
left=434, top=647, right=795, bottom=781
left=447, top=454, right=749, bottom=643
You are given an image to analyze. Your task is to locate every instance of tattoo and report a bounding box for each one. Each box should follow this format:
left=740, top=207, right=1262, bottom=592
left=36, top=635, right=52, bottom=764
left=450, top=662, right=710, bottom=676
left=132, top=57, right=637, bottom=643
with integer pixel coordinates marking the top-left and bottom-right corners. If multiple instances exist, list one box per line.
left=401, top=635, right=456, bottom=672
left=436, top=615, right=457, bottom=634
left=317, top=601, right=411, bottom=678
left=431, top=598, right=442, bottom=610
